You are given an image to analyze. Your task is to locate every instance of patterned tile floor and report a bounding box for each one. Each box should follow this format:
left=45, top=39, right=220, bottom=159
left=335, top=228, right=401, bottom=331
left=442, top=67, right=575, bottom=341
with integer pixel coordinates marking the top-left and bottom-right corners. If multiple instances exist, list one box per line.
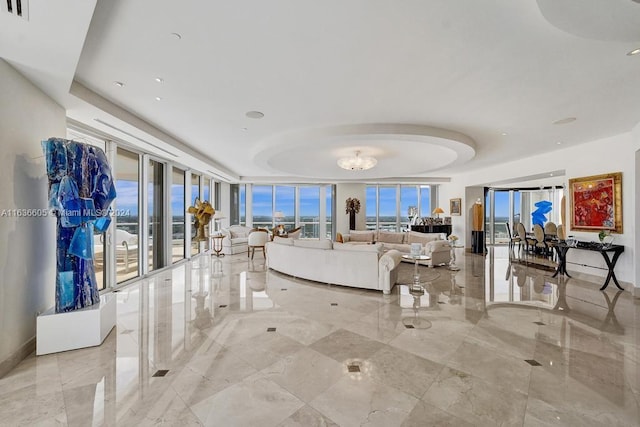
left=1, top=247, right=638, bottom=426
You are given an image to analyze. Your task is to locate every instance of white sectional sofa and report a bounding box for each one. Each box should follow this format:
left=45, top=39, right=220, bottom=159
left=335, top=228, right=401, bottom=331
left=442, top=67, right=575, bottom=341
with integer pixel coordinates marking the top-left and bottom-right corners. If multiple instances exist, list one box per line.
left=266, top=238, right=402, bottom=294
left=343, top=230, right=452, bottom=267
left=220, top=225, right=253, bottom=255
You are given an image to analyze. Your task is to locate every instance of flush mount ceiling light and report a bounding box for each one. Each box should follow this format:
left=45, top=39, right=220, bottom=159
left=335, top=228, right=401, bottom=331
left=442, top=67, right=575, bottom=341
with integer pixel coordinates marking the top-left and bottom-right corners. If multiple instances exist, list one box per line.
left=113, top=81, right=125, bottom=87
left=155, top=96, right=163, bottom=101
left=337, top=150, right=377, bottom=171
left=155, top=77, right=164, bottom=83
left=627, top=48, right=640, bottom=56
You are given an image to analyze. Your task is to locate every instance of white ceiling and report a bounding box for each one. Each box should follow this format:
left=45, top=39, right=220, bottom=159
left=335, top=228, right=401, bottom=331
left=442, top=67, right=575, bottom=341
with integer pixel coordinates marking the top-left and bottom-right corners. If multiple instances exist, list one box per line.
left=2, top=0, right=640, bottom=184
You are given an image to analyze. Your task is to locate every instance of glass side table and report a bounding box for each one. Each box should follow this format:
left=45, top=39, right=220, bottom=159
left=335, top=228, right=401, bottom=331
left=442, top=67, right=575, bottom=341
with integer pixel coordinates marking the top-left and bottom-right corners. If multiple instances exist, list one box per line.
left=401, top=254, right=431, bottom=291
left=449, top=244, right=464, bottom=271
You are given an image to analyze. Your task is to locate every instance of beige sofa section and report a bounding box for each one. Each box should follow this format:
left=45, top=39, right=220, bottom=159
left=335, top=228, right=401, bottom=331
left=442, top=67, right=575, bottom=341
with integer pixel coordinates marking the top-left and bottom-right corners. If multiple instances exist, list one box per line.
left=343, top=230, right=452, bottom=267
left=266, top=239, right=402, bottom=294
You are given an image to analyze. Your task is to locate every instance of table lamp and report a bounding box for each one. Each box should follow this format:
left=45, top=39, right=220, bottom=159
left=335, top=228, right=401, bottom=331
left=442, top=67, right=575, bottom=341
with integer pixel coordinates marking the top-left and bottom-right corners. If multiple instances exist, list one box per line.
left=432, top=207, right=445, bottom=218
left=212, top=211, right=226, bottom=234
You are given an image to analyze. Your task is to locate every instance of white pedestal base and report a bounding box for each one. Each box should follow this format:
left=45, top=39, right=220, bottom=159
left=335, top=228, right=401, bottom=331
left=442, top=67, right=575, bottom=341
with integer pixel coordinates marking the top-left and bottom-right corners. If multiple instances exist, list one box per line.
left=36, top=293, right=117, bottom=355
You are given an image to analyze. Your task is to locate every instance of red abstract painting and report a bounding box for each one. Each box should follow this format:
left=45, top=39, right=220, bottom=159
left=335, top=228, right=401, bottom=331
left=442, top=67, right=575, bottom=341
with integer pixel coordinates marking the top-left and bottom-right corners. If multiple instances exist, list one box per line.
left=571, top=177, right=615, bottom=230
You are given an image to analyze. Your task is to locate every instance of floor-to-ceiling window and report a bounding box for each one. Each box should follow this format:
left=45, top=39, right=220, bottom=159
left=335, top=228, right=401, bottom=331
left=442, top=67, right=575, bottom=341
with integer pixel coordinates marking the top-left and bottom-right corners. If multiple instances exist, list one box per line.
left=242, top=184, right=331, bottom=238
left=419, top=186, right=431, bottom=218
left=274, top=186, right=295, bottom=229
left=365, top=184, right=433, bottom=231
left=171, top=167, right=185, bottom=263
left=378, top=186, right=398, bottom=231
left=239, top=184, right=246, bottom=225
left=299, top=186, right=320, bottom=238
left=493, top=191, right=510, bottom=244
left=401, top=185, right=418, bottom=232
left=365, top=185, right=377, bottom=230
left=115, top=148, right=140, bottom=283
left=148, top=159, right=165, bottom=271
left=252, top=185, right=273, bottom=229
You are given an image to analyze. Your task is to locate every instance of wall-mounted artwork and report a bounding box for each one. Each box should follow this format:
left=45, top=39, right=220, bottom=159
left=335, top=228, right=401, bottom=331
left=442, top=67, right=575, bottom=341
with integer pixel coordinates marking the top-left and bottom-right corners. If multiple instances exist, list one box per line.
left=42, top=138, right=117, bottom=313
left=450, top=198, right=461, bottom=216
left=569, top=172, right=622, bottom=233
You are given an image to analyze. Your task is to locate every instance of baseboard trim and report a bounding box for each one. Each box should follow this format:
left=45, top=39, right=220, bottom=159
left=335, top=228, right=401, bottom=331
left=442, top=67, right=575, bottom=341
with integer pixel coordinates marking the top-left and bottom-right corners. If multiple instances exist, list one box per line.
left=0, top=337, right=35, bottom=379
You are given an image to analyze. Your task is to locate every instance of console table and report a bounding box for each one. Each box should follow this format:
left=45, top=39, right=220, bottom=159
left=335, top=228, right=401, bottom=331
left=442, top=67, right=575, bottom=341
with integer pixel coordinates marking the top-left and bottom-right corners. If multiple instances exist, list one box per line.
left=552, top=242, right=625, bottom=291
left=411, top=224, right=452, bottom=236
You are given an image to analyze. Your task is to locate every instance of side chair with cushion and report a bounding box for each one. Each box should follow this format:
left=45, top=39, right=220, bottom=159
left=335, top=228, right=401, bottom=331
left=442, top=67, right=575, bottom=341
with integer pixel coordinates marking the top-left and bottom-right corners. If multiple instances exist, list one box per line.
left=247, top=229, right=270, bottom=259
left=516, top=223, right=529, bottom=253
left=506, top=222, right=521, bottom=252
left=533, top=224, right=550, bottom=258
left=544, top=221, right=557, bottom=243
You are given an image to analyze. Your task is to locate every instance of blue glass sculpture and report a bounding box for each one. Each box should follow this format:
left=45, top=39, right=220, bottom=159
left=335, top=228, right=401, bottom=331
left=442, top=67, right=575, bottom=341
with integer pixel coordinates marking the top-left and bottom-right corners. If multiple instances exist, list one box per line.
left=42, top=138, right=117, bottom=313
left=531, top=200, right=552, bottom=227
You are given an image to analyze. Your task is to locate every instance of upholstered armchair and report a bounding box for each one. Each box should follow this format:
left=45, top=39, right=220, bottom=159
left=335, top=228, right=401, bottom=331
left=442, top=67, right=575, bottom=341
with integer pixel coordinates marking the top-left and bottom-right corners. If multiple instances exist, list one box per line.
left=247, top=229, right=269, bottom=259
left=423, top=240, right=452, bottom=267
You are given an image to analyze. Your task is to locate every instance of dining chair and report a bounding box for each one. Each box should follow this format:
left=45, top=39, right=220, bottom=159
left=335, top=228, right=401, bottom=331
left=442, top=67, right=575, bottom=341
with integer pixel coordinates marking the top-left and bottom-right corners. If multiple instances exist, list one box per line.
left=544, top=221, right=557, bottom=241
left=247, top=229, right=269, bottom=259
left=533, top=224, right=550, bottom=258
left=516, top=222, right=529, bottom=252
left=556, top=224, right=566, bottom=241
left=506, top=222, right=521, bottom=252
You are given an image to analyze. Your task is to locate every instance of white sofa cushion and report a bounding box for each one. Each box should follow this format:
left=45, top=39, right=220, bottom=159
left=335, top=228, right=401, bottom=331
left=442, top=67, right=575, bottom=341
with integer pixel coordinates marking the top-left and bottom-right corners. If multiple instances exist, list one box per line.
left=293, top=239, right=333, bottom=250
left=333, top=242, right=383, bottom=253
left=348, top=230, right=375, bottom=243
left=273, top=236, right=293, bottom=245
left=377, top=231, right=405, bottom=244
left=408, top=231, right=441, bottom=245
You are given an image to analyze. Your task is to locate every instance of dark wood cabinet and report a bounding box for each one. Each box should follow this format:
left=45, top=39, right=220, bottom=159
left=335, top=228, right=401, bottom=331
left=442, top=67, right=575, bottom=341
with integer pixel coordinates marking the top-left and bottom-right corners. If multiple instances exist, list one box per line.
left=411, top=224, right=452, bottom=236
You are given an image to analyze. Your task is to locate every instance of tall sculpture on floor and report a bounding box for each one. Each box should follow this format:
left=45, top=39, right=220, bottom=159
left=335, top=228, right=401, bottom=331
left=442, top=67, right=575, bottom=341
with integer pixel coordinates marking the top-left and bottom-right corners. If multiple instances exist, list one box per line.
left=42, top=138, right=117, bottom=313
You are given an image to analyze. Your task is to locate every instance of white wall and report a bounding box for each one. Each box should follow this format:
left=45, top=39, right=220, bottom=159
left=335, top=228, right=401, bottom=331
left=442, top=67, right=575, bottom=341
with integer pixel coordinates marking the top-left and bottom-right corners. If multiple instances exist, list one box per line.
left=0, top=60, right=66, bottom=376
left=442, top=130, right=639, bottom=289
left=335, top=183, right=366, bottom=234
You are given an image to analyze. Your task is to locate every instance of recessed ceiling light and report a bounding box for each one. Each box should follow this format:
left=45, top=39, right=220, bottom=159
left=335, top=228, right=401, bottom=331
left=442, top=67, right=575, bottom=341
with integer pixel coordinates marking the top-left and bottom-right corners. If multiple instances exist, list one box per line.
left=246, top=111, right=264, bottom=119
left=556, top=141, right=562, bottom=145
left=155, top=77, right=164, bottom=83
left=501, top=132, right=508, bottom=136
left=155, top=96, right=163, bottom=101
left=549, top=173, right=554, bottom=176
left=113, top=81, right=125, bottom=87
left=553, top=117, right=576, bottom=125
left=242, top=127, right=248, bottom=131
left=626, top=48, right=640, bottom=56
left=170, top=32, right=182, bottom=40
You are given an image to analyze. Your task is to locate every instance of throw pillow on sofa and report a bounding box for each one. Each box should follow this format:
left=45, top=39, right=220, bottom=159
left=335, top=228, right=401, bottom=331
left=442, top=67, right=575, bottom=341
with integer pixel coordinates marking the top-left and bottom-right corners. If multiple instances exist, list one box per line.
left=377, top=231, right=405, bottom=244
left=349, top=230, right=375, bottom=243
left=408, top=231, right=440, bottom=245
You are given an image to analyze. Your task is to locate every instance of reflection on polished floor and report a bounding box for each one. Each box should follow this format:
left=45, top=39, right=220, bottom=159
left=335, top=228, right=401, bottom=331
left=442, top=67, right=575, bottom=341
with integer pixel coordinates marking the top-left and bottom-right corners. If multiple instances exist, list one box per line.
left=1, top=247, right=639, bottom=426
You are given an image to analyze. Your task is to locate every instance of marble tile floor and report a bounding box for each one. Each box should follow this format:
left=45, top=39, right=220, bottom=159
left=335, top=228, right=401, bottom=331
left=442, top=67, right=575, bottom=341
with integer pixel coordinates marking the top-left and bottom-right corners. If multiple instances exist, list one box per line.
left=1, top=247, right=639, bottom=426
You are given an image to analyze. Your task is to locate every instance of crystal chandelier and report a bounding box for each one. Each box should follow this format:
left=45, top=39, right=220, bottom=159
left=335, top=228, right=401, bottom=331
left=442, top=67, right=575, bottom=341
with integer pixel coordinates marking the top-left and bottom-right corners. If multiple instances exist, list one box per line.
left=337, top=150, right=377, bottom=171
